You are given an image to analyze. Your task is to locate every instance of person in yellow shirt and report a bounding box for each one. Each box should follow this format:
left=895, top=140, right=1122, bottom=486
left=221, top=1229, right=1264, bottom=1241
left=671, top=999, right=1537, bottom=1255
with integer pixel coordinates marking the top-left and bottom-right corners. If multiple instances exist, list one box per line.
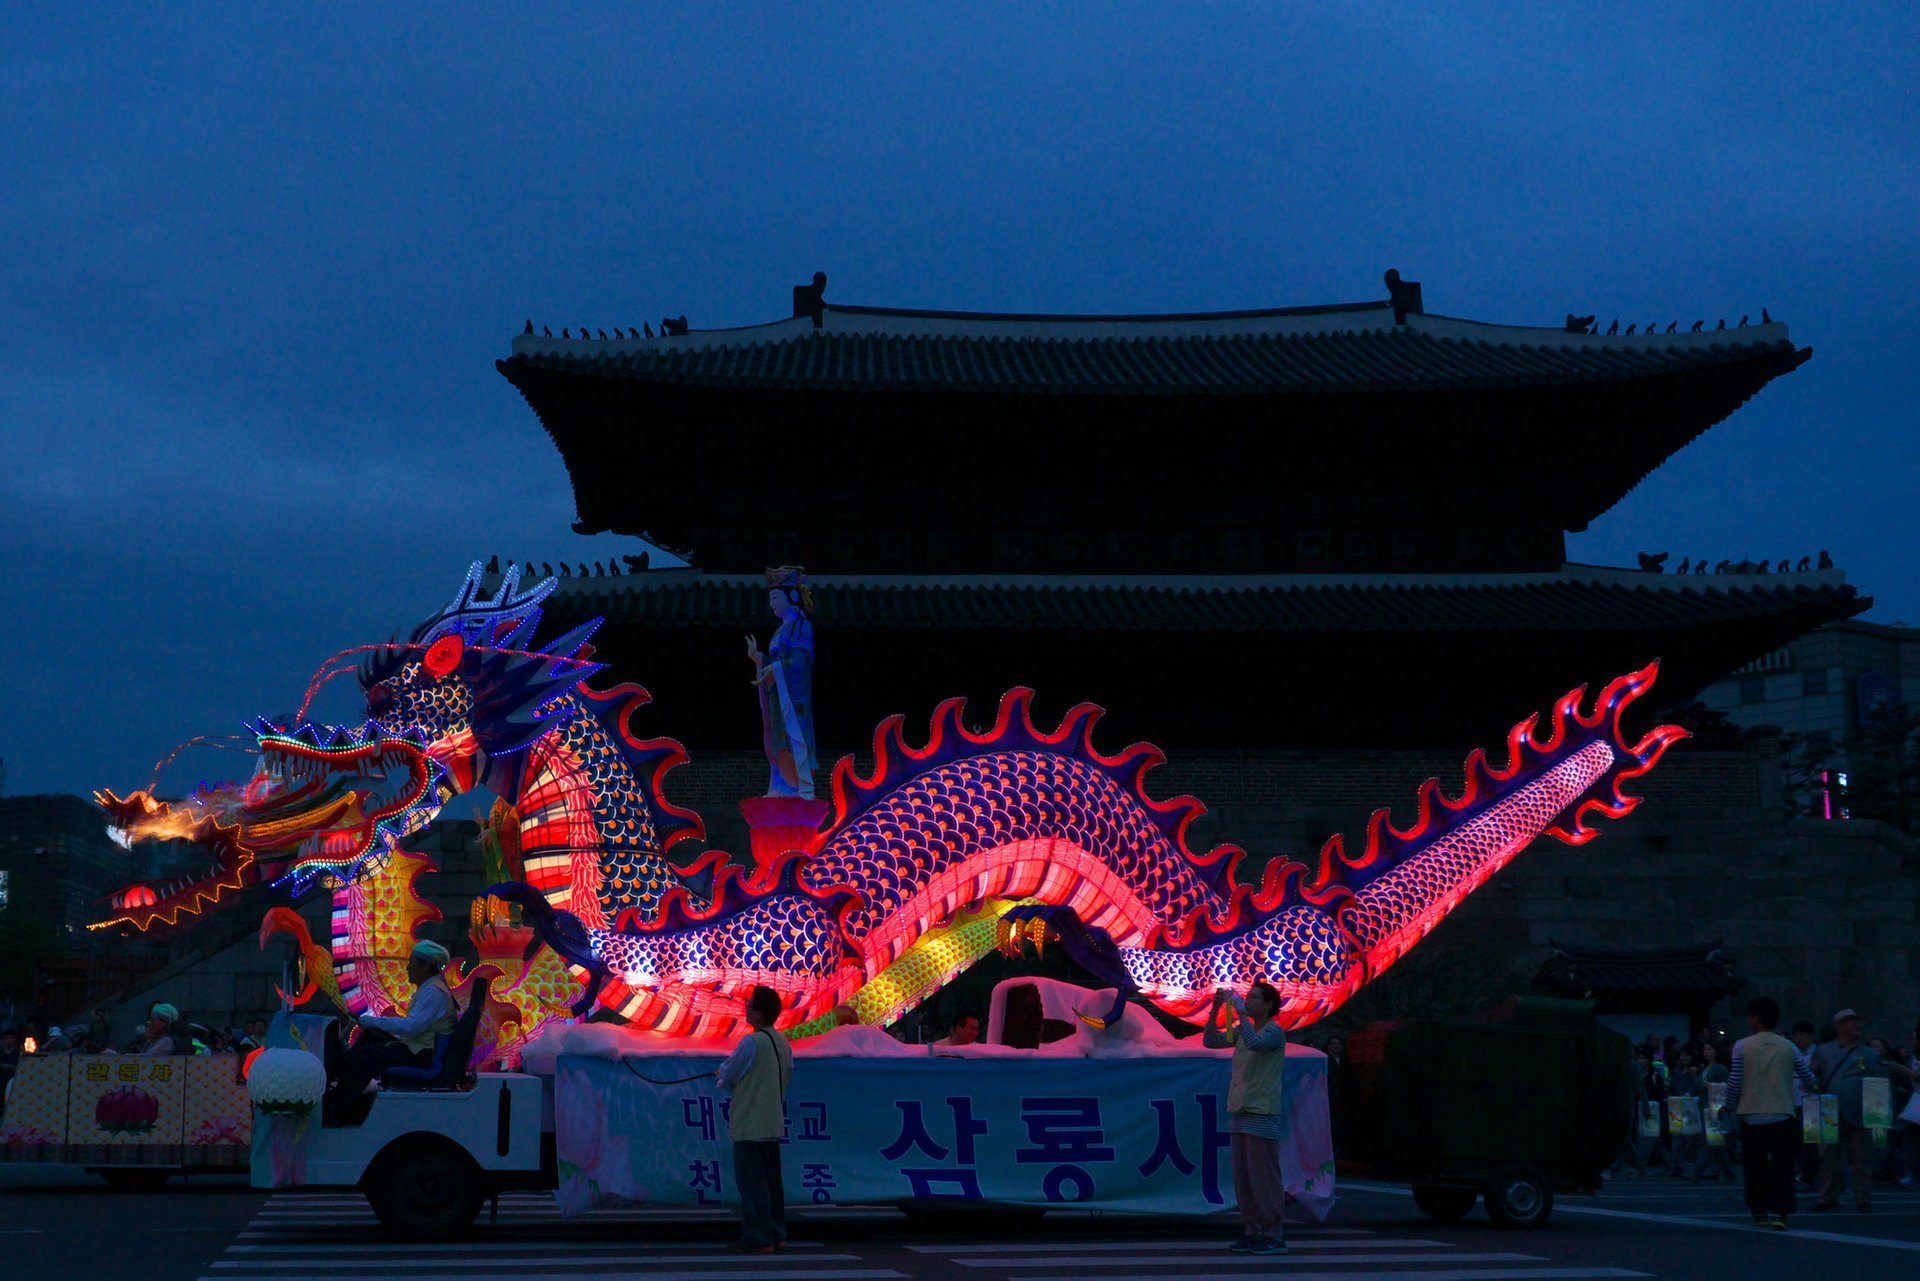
left=1720, top=995, right=1819, bottom=1229
left=716, top=985, right=794, bottom=1253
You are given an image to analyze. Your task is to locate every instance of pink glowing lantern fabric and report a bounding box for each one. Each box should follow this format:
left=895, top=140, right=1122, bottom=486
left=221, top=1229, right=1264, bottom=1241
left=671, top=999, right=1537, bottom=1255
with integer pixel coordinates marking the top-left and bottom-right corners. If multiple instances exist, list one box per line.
left=95, top=563, right=1685, bottom=1047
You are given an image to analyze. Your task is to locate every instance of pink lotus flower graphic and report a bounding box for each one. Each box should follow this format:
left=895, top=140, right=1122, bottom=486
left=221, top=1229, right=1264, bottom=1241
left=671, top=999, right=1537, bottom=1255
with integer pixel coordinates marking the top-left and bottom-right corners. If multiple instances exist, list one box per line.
left=96, top=1085, right=161, bottom=1135
left=189, top=1116, right=246, bottom=1146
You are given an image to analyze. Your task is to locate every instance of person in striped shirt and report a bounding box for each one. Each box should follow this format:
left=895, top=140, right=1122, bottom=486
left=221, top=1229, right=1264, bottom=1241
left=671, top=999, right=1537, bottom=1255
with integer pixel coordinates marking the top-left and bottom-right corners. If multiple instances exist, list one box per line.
left=1204, top=981, right=1289, bottom=1256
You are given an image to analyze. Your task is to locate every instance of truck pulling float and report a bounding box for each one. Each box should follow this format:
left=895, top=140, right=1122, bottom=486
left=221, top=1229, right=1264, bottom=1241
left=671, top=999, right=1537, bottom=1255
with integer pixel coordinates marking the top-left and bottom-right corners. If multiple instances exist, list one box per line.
left=3, top=563, right=1678, bottom=1236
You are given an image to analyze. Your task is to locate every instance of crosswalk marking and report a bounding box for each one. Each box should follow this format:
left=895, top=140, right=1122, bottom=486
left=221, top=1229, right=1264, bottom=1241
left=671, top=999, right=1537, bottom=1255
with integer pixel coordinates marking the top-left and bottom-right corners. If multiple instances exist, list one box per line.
left=227, top=1242, right=828, bottom=1254
left=213, top=1190, right=1651, bottom=1281
left=204, top=1274, right=906, bottom=1281
left=213, top=1255, right=868, bottom=1270
left=1345, top=1176, right=1920, bottom=1256
left=915, top=1237, right=1446, bottom=1254
left=961, top=1255, right=1552, bottom=1269
left=1008, top=1273, right=1649, bottom=1281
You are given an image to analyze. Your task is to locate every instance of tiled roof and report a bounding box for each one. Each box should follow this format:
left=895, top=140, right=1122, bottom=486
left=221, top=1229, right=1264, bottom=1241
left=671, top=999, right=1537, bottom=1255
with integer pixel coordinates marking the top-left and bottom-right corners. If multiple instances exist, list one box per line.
left=520, top=567, right=1866, bottom=634
left=1537, top=943, right=1742, bottom=998
left=502, top=308, right=1807, bottom=397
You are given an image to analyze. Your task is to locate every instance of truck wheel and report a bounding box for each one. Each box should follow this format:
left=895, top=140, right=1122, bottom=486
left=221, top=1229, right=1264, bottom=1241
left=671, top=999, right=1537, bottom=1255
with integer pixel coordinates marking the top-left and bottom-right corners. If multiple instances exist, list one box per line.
left=1411, top=1184, right=1477, bottom=1222
left=1484, top=1166, right=1552, bottom=1229
left=99, top=1169, right=172, bottom=1192
left=365, top=1137, right=484, bottom=1240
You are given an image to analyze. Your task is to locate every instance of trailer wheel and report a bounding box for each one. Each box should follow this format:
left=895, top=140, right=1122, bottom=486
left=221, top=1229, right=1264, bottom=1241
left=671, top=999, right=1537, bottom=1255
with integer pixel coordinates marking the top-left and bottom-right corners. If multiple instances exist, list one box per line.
left=1411, top=1184, right=1477, bottom=1222
left=1484, top=1166, right=1552, bottom=1228
left=98, top=1169, right=172, bottom=1192
left=365, top=1136, right=484, bottom=1240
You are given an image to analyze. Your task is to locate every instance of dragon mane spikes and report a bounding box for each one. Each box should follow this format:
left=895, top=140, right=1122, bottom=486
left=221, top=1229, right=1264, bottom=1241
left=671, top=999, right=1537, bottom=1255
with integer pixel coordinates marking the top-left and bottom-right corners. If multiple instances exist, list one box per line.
left=431, top=559, right=557, bottom=648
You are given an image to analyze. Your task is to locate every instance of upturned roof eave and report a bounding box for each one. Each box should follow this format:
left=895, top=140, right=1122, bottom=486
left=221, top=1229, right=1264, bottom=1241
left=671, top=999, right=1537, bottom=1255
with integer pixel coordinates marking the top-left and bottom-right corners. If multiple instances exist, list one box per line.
left=488, top=566, right=1868, bottom=636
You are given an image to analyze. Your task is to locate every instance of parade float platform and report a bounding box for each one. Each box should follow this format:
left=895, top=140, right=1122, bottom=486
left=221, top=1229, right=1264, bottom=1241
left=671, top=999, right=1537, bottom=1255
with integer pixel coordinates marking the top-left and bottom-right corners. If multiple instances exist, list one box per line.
left=0, top=1053, right=253, bottom=1175
left=522, top=978, right=1334, bottom=1219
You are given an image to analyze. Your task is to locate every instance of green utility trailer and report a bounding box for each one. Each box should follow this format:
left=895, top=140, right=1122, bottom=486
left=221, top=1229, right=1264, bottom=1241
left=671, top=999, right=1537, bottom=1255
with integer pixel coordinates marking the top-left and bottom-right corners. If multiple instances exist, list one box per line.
left=1339, top=997, right=1633, bottom=1228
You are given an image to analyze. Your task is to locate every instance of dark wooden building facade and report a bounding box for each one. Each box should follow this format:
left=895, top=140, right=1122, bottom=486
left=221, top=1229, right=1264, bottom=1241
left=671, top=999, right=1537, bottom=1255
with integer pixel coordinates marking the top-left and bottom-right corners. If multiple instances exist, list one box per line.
left=475, top=272, right=1920, bottom=1036
left=496, top=277, right=1867, bottom=756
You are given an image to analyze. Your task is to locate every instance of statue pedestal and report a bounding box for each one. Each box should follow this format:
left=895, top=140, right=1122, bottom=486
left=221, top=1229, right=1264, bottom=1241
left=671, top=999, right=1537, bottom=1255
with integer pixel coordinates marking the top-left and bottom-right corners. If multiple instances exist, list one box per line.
left=739, top=796, right=832, bottom=867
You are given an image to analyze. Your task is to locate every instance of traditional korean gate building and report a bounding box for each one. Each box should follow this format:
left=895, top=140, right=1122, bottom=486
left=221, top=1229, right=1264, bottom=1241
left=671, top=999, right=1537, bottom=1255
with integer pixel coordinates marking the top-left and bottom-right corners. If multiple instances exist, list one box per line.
left=490, top=274, right=1916, bottom=1035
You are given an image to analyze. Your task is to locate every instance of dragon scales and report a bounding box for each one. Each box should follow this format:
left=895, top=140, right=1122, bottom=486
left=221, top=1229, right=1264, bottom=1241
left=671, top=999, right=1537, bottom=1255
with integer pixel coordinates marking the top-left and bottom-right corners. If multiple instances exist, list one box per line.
left=97, top=564, right=1685, bottom=1048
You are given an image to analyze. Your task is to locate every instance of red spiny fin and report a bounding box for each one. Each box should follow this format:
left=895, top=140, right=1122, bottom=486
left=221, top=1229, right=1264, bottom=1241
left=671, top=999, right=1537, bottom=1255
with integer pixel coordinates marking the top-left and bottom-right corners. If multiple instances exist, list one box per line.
left=820, top=687, right=1243, bottom=894
left=1160, top=662, right=1683, bottom=949
left=573, top=680, right=705, bottom=850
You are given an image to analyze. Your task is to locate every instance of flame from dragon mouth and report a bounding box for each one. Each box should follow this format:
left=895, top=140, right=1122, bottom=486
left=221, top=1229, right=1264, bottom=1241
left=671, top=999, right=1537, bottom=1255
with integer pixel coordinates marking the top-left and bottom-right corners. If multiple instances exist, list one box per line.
left=90, top=791, right=256, bottom=931
left=93, top=722, right=443, bottom=930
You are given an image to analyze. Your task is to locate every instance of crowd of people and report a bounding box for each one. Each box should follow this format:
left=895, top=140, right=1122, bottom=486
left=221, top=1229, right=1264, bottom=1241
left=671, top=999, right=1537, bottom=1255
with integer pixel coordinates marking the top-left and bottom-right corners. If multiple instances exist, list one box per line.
left=0, top=1005, right=273, bottom=1117
left=1615, top=1000, right=1919, bottom=1224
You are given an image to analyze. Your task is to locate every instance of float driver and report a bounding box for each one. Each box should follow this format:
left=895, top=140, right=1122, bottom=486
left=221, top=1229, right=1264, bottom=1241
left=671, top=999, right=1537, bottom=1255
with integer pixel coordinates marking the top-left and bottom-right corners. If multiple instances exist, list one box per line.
left=326, top=940, right=458, bottom=1123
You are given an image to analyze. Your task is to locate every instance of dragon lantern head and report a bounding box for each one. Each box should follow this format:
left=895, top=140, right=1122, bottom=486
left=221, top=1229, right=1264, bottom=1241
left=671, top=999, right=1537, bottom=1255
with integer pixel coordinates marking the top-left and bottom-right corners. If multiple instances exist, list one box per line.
left=356, top=563, right=602, bottom=791
left=95, top=563, right=601, bottom=931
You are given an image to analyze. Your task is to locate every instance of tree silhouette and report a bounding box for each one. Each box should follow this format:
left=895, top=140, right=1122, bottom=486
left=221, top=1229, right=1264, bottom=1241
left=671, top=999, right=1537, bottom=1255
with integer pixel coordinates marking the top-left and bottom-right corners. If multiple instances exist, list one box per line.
left=1776, top=731, right=1837, bottom=819
left=1837, top=704, right=1920, bottom=836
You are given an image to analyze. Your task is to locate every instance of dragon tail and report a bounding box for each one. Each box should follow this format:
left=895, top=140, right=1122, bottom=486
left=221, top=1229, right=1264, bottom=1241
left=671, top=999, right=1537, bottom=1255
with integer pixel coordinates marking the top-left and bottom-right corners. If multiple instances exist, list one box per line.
left=1322, top=660, right=1687, bottom=976
left=1124, top=661, right=1687, bottom=1029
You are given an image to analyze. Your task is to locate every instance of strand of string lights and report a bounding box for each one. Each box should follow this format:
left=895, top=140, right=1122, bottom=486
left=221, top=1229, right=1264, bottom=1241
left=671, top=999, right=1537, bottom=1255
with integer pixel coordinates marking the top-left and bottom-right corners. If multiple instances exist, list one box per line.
left=294, top=642, right=604, bottom=723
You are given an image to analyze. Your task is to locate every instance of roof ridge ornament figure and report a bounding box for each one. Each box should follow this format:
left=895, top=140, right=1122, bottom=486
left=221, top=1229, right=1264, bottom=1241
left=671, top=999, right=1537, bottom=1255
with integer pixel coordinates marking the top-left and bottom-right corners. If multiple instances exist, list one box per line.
left=1383, top=268, right=1423, bottom=325
left=792, top=271, right=828, bottom=329
left=748, top=566, right=819, bottom=800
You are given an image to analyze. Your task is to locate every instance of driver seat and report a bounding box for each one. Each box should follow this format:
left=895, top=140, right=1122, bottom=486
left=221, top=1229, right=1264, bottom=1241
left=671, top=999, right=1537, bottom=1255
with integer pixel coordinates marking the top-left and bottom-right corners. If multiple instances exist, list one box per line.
left=381, top=978, right=489, bottom=1092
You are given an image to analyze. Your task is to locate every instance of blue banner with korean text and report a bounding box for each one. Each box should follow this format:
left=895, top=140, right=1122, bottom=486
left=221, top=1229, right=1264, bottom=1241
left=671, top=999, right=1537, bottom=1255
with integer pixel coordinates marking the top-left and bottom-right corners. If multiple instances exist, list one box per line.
left=554, top=1050, right=1332, bottom=1218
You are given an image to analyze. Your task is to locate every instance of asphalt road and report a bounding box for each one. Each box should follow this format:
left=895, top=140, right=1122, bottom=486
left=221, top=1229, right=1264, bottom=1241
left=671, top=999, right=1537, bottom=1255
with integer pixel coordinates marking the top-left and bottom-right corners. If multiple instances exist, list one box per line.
left=4, top=1165, right=1917, bottom=1280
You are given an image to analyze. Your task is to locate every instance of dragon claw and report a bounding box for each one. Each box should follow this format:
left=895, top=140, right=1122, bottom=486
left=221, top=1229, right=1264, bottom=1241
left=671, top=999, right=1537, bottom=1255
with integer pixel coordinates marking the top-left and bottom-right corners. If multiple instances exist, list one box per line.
left=993, top=904, right=1141, bottom=1023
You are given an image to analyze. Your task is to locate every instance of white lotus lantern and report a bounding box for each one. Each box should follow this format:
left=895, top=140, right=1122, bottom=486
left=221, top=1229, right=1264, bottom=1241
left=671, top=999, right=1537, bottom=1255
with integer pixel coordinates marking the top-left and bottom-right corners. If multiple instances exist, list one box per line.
left=248, top=1047, right=328, bottom=1119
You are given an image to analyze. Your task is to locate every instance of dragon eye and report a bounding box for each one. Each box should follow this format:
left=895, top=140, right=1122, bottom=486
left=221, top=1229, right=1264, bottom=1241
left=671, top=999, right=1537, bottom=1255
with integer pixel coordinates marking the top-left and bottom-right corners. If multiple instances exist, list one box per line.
left=423, top=634, right=464, bottom=680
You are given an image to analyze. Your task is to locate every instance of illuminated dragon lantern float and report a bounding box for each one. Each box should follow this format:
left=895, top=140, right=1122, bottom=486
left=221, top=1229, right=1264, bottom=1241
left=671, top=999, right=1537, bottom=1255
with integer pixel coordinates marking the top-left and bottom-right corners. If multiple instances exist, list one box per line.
left=98, top=563, right=1686, bottom=1053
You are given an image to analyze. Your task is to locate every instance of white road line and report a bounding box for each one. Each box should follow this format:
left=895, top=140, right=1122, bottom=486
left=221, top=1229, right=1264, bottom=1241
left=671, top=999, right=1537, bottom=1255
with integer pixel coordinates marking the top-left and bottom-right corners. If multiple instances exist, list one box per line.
left=243, top=1221, right=714, bottom=1229
left=238, top=1230, right=789, bottom=1241
left=1340, top=1179, right=1920, bottom=1255
left=960, top=1254, right=1547, bottom=1270
left=1013, top=1275, right=1658, bottom=1281
left=227, top=1242, right=826, bottom=1254
left=1532, top=1203, right=1920, bottom=1252
left=1014, top=1272, right=1649, bottom=1281
left=911, top=1238, right=1439, bottom=1254
left=204, top=1275, right=906, bottom=1281
left=212, top=1254, right=865, bottom=1270
left=253, top=1206, right=898, bottom=1221
left=249, top=1207, right=897, bottom=1219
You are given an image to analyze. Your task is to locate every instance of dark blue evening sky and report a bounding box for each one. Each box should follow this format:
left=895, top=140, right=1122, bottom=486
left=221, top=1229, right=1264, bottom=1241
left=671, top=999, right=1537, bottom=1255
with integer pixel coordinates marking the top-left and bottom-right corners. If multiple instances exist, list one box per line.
left=3, top=4, right=1915, bottom=798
